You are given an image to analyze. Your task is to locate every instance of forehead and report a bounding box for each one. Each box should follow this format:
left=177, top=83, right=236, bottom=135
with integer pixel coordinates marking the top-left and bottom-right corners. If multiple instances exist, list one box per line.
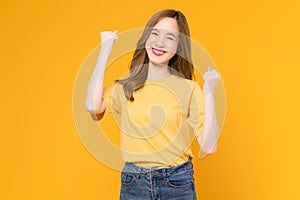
left=153, top=17, right=179, bottom=34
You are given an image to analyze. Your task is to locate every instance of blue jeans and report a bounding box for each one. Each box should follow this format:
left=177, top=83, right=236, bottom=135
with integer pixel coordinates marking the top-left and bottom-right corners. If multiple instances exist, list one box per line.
left=120, top=159, right=197, bottom=200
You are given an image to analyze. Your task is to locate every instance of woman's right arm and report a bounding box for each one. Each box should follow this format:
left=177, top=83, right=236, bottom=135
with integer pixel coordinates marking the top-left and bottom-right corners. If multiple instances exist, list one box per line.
left=85, top=30, right=118, bottom=119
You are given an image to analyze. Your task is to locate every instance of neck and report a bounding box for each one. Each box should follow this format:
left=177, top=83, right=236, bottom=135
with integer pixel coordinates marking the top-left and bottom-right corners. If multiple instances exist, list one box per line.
left=147, top=62, right=171, bottom=80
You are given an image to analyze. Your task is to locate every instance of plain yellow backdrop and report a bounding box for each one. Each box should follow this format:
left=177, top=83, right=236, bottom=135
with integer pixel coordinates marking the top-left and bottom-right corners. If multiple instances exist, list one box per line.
left=1, top=0, right=300, bottom=199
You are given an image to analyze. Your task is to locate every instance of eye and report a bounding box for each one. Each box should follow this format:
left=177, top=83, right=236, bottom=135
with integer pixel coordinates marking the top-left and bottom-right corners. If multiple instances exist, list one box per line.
left=167, top=37, right=175, bottom=41
left=151, top=31, right=158, bottom=36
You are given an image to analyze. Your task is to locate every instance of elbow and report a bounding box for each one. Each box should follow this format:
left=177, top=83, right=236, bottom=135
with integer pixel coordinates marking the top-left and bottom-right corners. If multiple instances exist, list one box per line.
left=85, top=105, right=105, bottom=121
left=200, top=127, right=220, bottom=154
left=85, top=101, right=106, bottom=121
left=198, top=144, right=217, bottom=159
left=200, top=140, right=218, bottom=154
left=197, top=135, right=217, bottom=155
left=90, top=112, right=105, bottom=121
left=85, top=99, right=101, bottom=114
left=85, top=104, right=96, bottom=113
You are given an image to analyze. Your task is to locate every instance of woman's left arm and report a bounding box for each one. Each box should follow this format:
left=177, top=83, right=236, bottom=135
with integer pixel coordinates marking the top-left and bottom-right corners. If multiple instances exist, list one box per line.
left=197, top=67, right=221, bottom=155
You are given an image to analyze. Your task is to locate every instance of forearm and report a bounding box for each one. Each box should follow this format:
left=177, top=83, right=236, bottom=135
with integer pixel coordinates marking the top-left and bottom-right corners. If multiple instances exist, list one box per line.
left=85, top=47, right=110, bottom=113
left=198, top=92, right=220, bottom=154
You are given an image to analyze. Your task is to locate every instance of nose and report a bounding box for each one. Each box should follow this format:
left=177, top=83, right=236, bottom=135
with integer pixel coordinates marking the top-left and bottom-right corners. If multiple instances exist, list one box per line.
left=155, top=35, right=165, bottom=48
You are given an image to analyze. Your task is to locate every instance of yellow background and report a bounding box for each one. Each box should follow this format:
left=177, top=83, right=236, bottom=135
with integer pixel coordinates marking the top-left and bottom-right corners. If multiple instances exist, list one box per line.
left=1, top=0, right=300, bottom=199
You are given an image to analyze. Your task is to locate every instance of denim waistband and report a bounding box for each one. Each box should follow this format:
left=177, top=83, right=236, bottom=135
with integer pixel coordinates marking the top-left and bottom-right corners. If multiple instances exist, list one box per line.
left=122, top=159, right=193, bottom=177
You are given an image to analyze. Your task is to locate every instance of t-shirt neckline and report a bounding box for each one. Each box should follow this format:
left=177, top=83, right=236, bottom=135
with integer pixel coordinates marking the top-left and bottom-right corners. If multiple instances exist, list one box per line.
left=145, top=74, right=175, bottom=83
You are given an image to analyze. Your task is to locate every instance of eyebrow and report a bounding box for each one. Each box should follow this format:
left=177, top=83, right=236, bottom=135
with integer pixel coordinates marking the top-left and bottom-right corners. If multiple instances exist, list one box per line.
left=152, top=28, right=178, bottom=38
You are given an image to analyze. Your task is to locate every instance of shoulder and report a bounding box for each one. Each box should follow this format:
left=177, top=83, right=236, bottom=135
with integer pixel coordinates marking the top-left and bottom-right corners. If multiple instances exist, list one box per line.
left=103, top=80, right=123, bottom=97
left=172, top=75, right=202, bottom=91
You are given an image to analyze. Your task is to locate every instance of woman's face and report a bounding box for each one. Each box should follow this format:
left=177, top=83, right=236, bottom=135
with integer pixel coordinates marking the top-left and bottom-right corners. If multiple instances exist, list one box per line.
left=145, top=17, right=179, bottom=66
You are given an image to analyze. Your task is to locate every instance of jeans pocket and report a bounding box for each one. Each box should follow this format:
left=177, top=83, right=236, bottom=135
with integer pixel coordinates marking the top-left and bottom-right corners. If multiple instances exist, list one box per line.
left=166, top=170, right=194, bottom=188
left=121, top=172, right=136, bottom=186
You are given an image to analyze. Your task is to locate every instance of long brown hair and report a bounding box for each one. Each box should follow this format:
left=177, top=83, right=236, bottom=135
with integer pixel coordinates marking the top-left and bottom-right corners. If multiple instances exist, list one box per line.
left=116, top=9, right=194, bottom=101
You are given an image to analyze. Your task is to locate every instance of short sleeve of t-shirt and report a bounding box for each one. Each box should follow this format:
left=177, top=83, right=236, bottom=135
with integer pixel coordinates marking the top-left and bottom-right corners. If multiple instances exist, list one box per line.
left=102, top=82, right=122, bottom=114
left=187, top=82, right=204, bottom=137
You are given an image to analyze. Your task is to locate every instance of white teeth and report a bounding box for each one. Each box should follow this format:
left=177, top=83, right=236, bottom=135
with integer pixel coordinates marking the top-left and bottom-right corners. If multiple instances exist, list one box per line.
left=153, top=48, right=164, bottom=54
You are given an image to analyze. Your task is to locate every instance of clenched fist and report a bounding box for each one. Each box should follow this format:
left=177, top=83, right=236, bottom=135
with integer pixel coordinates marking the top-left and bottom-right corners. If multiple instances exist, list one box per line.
left=202, top=67, right=221, bottom=95
left=100, top=30, right=118, bottom=54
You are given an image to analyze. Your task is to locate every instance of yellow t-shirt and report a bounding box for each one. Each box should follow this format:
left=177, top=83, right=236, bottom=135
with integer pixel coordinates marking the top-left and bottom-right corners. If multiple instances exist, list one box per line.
left=102, top=74, right=204, bottom=168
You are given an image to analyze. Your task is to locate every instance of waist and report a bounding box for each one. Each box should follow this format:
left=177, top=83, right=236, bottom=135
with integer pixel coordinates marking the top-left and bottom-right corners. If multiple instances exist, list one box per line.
left=122, top=158, right=193, bottom=177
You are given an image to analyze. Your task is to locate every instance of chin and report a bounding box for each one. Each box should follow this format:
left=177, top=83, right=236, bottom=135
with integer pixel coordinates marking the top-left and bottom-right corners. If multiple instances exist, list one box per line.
left=148, top=56, right=171, bottom=66
left=149, top=60, right=169, bottom=66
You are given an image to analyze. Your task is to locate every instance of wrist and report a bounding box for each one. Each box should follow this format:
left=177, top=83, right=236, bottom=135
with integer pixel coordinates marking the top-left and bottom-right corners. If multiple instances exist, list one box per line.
left=100, top=43, right=113, bottom=52
left=100, top=47, right=112, bottom=53
left=203, top=93, right=215, bottom=103
left=202, top=87, right=214, bottom=96
left=99, top=47, right=112, bottom=58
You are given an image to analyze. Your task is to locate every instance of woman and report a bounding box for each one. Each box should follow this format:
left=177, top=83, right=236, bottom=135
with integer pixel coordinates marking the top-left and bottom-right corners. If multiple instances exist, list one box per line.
left=85, top=9, right=221, bottom=200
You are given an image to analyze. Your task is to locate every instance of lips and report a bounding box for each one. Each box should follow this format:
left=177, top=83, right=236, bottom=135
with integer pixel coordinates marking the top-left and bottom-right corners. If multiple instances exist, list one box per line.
left=152, top=48, right=166, bottom=56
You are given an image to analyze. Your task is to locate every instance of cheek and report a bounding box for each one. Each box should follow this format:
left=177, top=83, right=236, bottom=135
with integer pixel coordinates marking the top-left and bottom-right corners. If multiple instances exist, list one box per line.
left=145, top=40, right=150, bottom=49
left=145, top=36, right=155, bottom=47
left=145, top=48, right=151, bottom=57
left=166, top=42, right=178, bottom=53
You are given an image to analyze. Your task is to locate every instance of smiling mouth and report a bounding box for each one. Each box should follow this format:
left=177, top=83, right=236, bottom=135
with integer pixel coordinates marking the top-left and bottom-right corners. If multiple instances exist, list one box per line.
left=152, top=48, right=166, bottom=56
